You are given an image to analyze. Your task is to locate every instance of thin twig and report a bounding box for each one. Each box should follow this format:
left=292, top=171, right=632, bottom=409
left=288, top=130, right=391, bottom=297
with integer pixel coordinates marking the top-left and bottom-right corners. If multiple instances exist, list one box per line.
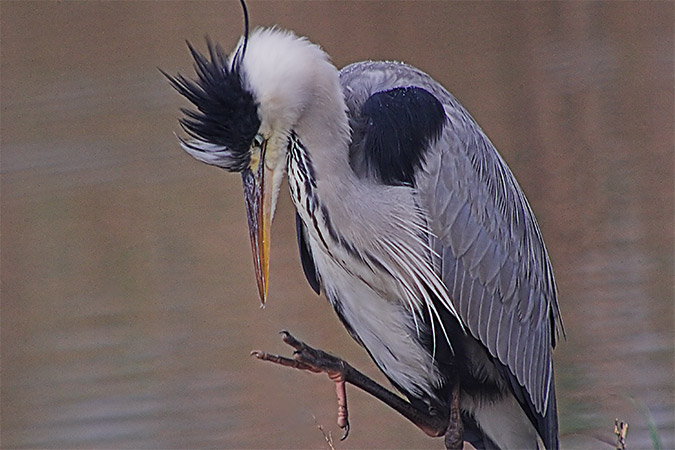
left=614, top=418, right=628, bottom=450
left=314, top=415, right=336, bottom=450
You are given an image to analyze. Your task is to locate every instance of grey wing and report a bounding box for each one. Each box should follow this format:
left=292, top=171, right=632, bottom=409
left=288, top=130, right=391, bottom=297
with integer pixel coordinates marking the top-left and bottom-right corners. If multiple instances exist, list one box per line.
left=339, top=60, right=563, bottom=417
left=417, top=89, right=564, bottom=417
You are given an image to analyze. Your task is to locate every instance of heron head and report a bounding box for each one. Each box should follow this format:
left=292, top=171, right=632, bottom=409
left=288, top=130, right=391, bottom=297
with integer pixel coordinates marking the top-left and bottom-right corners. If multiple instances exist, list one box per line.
left=165, top=28, right=335, bottom=305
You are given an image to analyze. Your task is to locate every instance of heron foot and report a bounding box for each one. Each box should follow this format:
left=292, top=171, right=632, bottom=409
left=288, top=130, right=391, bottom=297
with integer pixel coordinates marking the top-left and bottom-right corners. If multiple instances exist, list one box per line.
left=251, top=330, right=351, bottom=440
left=252, top=330, right=449, bottom=442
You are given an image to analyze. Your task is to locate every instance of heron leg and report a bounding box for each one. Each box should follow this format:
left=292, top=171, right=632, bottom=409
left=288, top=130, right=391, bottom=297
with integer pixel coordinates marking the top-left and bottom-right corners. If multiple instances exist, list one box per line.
left=251, top=330, right=448, bottom=440
left=444, top=382, right=463, bottom=450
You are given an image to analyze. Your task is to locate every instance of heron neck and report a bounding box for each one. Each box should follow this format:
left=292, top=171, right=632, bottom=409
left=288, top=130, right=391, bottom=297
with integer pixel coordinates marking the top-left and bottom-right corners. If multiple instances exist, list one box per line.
left=290, top=102, right=400, bottom=254
left=288, top=67, right=410, bottom=250
left=292, top=71, right=355, bottom=187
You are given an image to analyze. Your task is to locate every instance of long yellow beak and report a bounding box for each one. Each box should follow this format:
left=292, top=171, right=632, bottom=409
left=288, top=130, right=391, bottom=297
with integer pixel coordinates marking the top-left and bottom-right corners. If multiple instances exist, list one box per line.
left=241, top=157, right=273, bottom=305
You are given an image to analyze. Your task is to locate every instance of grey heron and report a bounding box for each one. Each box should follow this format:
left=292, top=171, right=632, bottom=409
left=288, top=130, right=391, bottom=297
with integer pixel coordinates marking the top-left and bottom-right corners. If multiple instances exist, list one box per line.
left=165, top=8, right=563, bottom=450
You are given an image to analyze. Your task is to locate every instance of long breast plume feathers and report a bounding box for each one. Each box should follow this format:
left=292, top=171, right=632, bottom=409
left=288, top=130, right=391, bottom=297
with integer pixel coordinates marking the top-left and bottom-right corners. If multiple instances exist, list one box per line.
left=162, top=38, right=260, bottom=173
left=375, top=208, right=463, bottom=357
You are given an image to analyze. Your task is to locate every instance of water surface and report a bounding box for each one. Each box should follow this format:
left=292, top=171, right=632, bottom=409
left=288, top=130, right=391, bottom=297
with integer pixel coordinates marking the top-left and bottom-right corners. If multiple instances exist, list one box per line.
left=2, top=2, right=673, bottom=448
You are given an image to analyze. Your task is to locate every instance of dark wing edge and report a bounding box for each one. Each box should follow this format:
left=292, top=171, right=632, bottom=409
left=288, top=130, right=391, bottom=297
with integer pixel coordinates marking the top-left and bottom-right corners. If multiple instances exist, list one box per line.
left=420, top=95, right=563, bottom=448
left=296, top=212, right=321, bottom=295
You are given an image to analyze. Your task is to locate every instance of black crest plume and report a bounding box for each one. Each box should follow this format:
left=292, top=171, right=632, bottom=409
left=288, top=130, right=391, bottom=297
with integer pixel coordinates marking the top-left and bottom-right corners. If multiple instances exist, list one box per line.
left=163, top=0, right=260, bottom=172
left=232, top=0, right=250, bottom=69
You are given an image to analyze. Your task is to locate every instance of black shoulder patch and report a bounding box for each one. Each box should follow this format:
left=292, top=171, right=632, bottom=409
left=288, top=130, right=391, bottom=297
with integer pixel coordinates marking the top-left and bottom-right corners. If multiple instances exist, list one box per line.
left=296, top=213, right=321, bottom=294
left=163, top=39, right=260, bottom=172
left=358, top=86, right=446, bottom=185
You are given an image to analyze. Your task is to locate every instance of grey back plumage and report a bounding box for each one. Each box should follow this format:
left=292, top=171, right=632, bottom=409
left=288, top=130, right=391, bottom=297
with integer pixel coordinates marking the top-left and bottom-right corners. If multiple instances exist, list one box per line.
left=340, top=61, right=563, bottom=444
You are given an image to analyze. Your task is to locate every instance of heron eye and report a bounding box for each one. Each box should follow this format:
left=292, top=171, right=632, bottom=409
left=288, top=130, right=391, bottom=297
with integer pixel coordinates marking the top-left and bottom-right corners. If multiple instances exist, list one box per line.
left=252, top=133, right=264, bottom=149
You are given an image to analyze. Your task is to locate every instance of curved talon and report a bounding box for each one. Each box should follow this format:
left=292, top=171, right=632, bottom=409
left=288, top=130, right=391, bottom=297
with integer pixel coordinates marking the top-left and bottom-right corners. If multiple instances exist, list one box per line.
left=280, top=330, right=302, bottom=348
left=340, top=422, right=350, bottom=441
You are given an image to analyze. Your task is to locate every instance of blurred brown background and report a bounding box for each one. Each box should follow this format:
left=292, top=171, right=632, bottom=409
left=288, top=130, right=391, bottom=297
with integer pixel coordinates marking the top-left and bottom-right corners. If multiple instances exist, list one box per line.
left=1, top=1, right=673, bottom=448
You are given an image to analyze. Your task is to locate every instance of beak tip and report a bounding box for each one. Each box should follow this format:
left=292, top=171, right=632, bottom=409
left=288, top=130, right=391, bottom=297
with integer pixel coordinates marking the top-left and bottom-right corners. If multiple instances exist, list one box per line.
left=256, top=279, right=268, bottom=307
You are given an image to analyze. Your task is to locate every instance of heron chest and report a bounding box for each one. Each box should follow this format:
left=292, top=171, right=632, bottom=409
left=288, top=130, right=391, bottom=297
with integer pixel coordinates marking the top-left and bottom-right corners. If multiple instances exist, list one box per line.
left=285, top=135, right=444, bottom=403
